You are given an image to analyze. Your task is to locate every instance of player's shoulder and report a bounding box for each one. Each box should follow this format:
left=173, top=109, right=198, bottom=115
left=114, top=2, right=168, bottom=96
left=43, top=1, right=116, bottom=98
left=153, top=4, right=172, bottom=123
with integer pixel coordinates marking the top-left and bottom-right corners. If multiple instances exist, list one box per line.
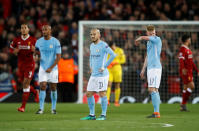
left=29, top=36, right=37, bottom=40
left=51, top=37, right=60, bottom=43
left=100, top=40, right=109, bottom=48
left=37, top=37, right=44, bottom=42
left=13, top=36, right=21, bottom=42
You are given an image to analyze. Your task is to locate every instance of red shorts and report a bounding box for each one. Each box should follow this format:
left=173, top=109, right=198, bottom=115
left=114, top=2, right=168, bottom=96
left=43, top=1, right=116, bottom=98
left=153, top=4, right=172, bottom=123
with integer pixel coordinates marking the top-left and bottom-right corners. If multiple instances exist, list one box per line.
left=17, top=64, right=35, bottom=83
left=181, top=73, right=193, bottom=85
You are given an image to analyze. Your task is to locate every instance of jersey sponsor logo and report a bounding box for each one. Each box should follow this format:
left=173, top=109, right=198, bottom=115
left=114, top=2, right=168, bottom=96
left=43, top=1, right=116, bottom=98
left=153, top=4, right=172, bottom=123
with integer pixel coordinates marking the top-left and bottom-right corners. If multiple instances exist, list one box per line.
left=18, top=45, right=30, bottom=49
left=188, top=54, right=193, bottom=58
left=91, top=55, right=100, bottom=58
left=50, top=45, right=53, bottom=48
left=96, top=49, right=100, bottom=52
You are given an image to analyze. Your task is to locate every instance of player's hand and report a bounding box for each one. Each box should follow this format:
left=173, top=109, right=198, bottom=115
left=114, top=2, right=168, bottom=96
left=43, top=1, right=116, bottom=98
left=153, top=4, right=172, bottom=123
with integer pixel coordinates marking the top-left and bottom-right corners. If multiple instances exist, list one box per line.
left=134, top=40, right=139, bottom=46
left=99, top=67, right=105, bottom=72
left=197, top=72, right=199, bottom=77
left=31, top=46, right=35, bottom=52
left=13, top=48, right=19, bottom=55
left=111, top=62, right=118, bottom=66
left=140, top=70, right=145, bottom=79
left=89, top=69, right=92, bottom=74
left=46, top=67, right=53, bottom=73
left=182, top=68, right=187, bottom=75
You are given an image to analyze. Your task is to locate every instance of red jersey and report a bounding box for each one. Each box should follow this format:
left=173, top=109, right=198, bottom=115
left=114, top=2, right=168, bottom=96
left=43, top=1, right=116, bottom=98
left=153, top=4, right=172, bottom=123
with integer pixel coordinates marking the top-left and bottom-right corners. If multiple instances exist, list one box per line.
left=10, top=35, right=36, bottom=67
left=178, top=45, right=198, bottom=76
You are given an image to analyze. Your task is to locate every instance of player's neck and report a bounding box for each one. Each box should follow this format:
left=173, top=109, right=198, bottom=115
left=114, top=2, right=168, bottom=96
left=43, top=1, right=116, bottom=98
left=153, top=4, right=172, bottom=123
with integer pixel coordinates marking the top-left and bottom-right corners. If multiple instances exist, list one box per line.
left=182, top=43, right=189, bottom=48
left=21, top=34, right=29, bottom=40
left=94, top=39, right=100, bottom=44
left=44, top=35, right=51, bottom=40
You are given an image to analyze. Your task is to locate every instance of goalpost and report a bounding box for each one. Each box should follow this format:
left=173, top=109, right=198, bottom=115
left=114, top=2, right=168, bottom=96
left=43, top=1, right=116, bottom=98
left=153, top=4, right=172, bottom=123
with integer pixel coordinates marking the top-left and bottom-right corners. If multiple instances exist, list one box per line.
left=78, top=21, right=199, bottom=104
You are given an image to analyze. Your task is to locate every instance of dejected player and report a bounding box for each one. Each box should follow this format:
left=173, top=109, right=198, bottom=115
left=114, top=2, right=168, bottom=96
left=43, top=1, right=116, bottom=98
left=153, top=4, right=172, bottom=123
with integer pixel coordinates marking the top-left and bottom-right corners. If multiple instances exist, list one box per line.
left=178, top=34, right=199, bottom=111
left=135, top=25, right=162, bottom=118
left=80, top=29, right=116, bottom=120
left=10, top=24, right=39, bottom=112
left=35, top=25, right=61, bottom=114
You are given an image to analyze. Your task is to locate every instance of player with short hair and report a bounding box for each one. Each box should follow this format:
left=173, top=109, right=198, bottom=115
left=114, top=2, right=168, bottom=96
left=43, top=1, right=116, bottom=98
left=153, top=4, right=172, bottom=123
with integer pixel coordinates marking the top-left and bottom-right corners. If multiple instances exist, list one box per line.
left=10, top=24, right=39, bottom=112
left=178, top=34, right=199, bottom=111
left=107, top=41, right=126, bottom=107
left=35, top=25, right=61, bottom=114
left=80, top=29, right=116, bottom=120
left=135, top=25, right=162, bottom=118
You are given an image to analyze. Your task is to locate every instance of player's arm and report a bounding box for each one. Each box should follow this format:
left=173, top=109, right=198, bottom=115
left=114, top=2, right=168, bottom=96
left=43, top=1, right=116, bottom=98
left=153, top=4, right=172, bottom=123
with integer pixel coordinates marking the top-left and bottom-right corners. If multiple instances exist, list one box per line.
left=192, top=60, right=199, bottom=76
left=140, top=55, right=147, bottom=79
left=119, top=49, right=126, bottom=64
left=99, top=45, right=116, bottom=72
left=135, top=36, right=150, bottom=46
left=178, top=52, right=186, bottom=75
left=9, top=39, right=19, bottom=55
left=89, top=50, right=93, bottom=73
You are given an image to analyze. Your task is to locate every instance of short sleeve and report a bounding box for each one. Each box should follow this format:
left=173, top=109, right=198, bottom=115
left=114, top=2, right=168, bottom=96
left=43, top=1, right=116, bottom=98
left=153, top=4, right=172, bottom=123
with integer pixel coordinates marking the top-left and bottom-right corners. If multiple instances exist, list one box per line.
left=56, top=40, right=61, bottom=54
left=149, top=36, right=159, bottom=43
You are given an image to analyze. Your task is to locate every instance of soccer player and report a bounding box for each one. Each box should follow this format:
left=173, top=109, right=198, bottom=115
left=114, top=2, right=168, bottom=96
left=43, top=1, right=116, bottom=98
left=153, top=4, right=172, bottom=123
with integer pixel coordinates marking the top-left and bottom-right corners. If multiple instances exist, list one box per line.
left=10, top=24, right=39, bottom=112
left=135, top=25, right=162, bottom=118
left=178, top=34, right=199, bottom=111
left=80, top=29, right=116, bottom=120
left=35, top=25, right=61, bottom=114
left=107, top=41, right=126, bottom=106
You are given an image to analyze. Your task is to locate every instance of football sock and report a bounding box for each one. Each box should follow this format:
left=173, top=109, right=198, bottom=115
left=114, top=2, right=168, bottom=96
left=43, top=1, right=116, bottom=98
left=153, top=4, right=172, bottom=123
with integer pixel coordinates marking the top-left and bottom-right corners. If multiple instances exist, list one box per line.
left=101, top=96, right=108, bottom=116
left=115, top=87, right=121, bottom=103
left=185, top=88, right=192, bottom=103
left=21, top=87, right=30, bottom=108
left=87, top=96, right=95, bottom=116
left=39, top=90, right=46, bottom=111
left=30, top=85, right=37, bottom=95
left=107, top=87, right=111, bottom=102
left=182, top=90, right=187, bottom=104
left=51, top=90, right=57, bottom=110
left=151, top=91, right=160, bottom=113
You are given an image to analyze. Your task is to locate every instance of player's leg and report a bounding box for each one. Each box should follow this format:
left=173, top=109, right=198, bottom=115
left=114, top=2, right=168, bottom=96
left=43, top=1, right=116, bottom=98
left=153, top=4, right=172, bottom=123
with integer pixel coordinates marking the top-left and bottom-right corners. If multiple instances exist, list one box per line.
left=18, top=77, right=31, bottom=112
left=147, top=69, right=161, bottom=118
left=50, top=83, right=57, bottom=114
left=36, top=67, right=47, bottom=114
left=107, top=81, right=112, bottom=105
left=80, top=91, right=96, bottom=120
left=36, top=82, right=47, bottom=114
left=97, top=91, right=108, bottom=120
left=181, top=81, right=194, bottom=111
left=107, top=71, right=113, bottom=104
left=113, top=70, right=122, bottom=106
left=114, top=83, right=121, bottom=106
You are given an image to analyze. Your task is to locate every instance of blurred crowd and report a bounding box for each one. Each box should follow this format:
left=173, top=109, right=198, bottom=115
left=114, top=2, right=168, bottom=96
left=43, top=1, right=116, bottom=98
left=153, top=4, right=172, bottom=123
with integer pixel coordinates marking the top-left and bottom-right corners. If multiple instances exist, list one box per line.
left=0, top=0, right=199, bottom=101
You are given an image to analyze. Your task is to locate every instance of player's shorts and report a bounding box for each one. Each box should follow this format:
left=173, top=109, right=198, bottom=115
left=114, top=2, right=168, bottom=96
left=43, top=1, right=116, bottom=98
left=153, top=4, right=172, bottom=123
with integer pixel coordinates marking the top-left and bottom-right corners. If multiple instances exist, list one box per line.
left=18, top=64, right=35, bottom=82
left=38, top=66, right=58, bottom=83
left=181, top=72, right=193, bottom=85
left=87, top=75, right=109, bottom=92
left=147, top=68, right=162, bottom=88
left=108, top=69, right=122, bottom=83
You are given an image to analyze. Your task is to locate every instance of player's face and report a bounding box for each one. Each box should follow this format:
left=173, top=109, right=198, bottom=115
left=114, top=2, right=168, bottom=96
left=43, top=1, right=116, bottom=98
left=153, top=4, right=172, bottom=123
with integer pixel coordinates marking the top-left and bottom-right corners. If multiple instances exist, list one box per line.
left=187, top=38, right=191, bottom=45
left=21, top=25, right=29, bottom=35
left=42, top=26, right=51, bottom=37
left=90, top=30, right=100, bottom=43
left=146, top=30, right=155, bottom=36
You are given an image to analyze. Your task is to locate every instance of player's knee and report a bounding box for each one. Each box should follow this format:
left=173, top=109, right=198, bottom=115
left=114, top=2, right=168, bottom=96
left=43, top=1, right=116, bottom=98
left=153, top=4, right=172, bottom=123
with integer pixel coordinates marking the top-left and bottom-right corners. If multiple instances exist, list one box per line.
left=40, top=85, right=47, bottom=90
left=86, top=92, right=93, bottom=97
left=99, top=91, right=106, bottom=97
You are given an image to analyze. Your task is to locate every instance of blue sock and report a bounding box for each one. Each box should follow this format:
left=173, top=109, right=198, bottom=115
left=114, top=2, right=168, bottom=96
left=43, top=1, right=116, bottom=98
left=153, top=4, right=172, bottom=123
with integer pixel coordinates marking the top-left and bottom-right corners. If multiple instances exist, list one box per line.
left=87, top=96, right=95, bottom=116
left=101, top=96, right=108, bottom=116
left=39, top=90, right=46, bottom=111
left=51, top=90, right=57, bottom=110
left=151, top=92, right=160, bottom=113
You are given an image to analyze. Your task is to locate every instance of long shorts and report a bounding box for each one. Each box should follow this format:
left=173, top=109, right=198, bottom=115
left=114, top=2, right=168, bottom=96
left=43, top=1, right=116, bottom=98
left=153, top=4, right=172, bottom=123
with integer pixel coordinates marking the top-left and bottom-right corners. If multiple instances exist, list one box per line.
left=181, top=72, right=193, bottom=85
left=87, top=76, right=109, bottom=92
left=38, top=66, right=58, bottom=83
left=18, top=64, right=35, bottom=82
left=147, top=68, right=162, bottom=89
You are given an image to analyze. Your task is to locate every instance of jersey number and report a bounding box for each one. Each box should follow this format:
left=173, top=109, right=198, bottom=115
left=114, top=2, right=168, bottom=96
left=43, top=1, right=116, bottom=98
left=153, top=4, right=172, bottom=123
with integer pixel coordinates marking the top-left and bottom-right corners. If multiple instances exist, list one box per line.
left=99, top=82, right=103, bottom=89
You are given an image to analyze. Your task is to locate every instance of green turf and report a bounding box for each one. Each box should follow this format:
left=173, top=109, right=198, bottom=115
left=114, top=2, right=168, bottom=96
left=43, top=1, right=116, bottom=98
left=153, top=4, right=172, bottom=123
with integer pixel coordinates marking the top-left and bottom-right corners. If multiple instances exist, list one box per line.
left=0, top=103, right=199, bottom=131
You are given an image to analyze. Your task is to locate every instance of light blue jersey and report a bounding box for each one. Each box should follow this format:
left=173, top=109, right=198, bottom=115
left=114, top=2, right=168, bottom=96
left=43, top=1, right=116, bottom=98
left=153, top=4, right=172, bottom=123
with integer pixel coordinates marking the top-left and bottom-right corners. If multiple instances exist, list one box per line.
left=36, top=37, right=61, bottom=71
left=147, top=36, right=162, bottom=69
left=90, top=41, right=116, bottom=77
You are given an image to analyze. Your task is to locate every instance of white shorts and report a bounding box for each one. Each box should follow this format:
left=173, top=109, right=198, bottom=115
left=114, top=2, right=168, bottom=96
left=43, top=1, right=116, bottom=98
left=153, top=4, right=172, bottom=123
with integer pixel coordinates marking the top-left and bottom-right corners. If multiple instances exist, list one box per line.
left=87, top=76, right=109, bottom=92
left=147, top=68, right=162, bottom=88
left=38, top=66, right=58, bottom=83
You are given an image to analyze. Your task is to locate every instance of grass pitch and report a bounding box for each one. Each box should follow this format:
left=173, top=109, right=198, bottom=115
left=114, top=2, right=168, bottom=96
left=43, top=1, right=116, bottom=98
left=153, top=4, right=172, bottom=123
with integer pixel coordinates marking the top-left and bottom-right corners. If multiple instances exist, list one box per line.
left=0, top=103, right=199, bottom=131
